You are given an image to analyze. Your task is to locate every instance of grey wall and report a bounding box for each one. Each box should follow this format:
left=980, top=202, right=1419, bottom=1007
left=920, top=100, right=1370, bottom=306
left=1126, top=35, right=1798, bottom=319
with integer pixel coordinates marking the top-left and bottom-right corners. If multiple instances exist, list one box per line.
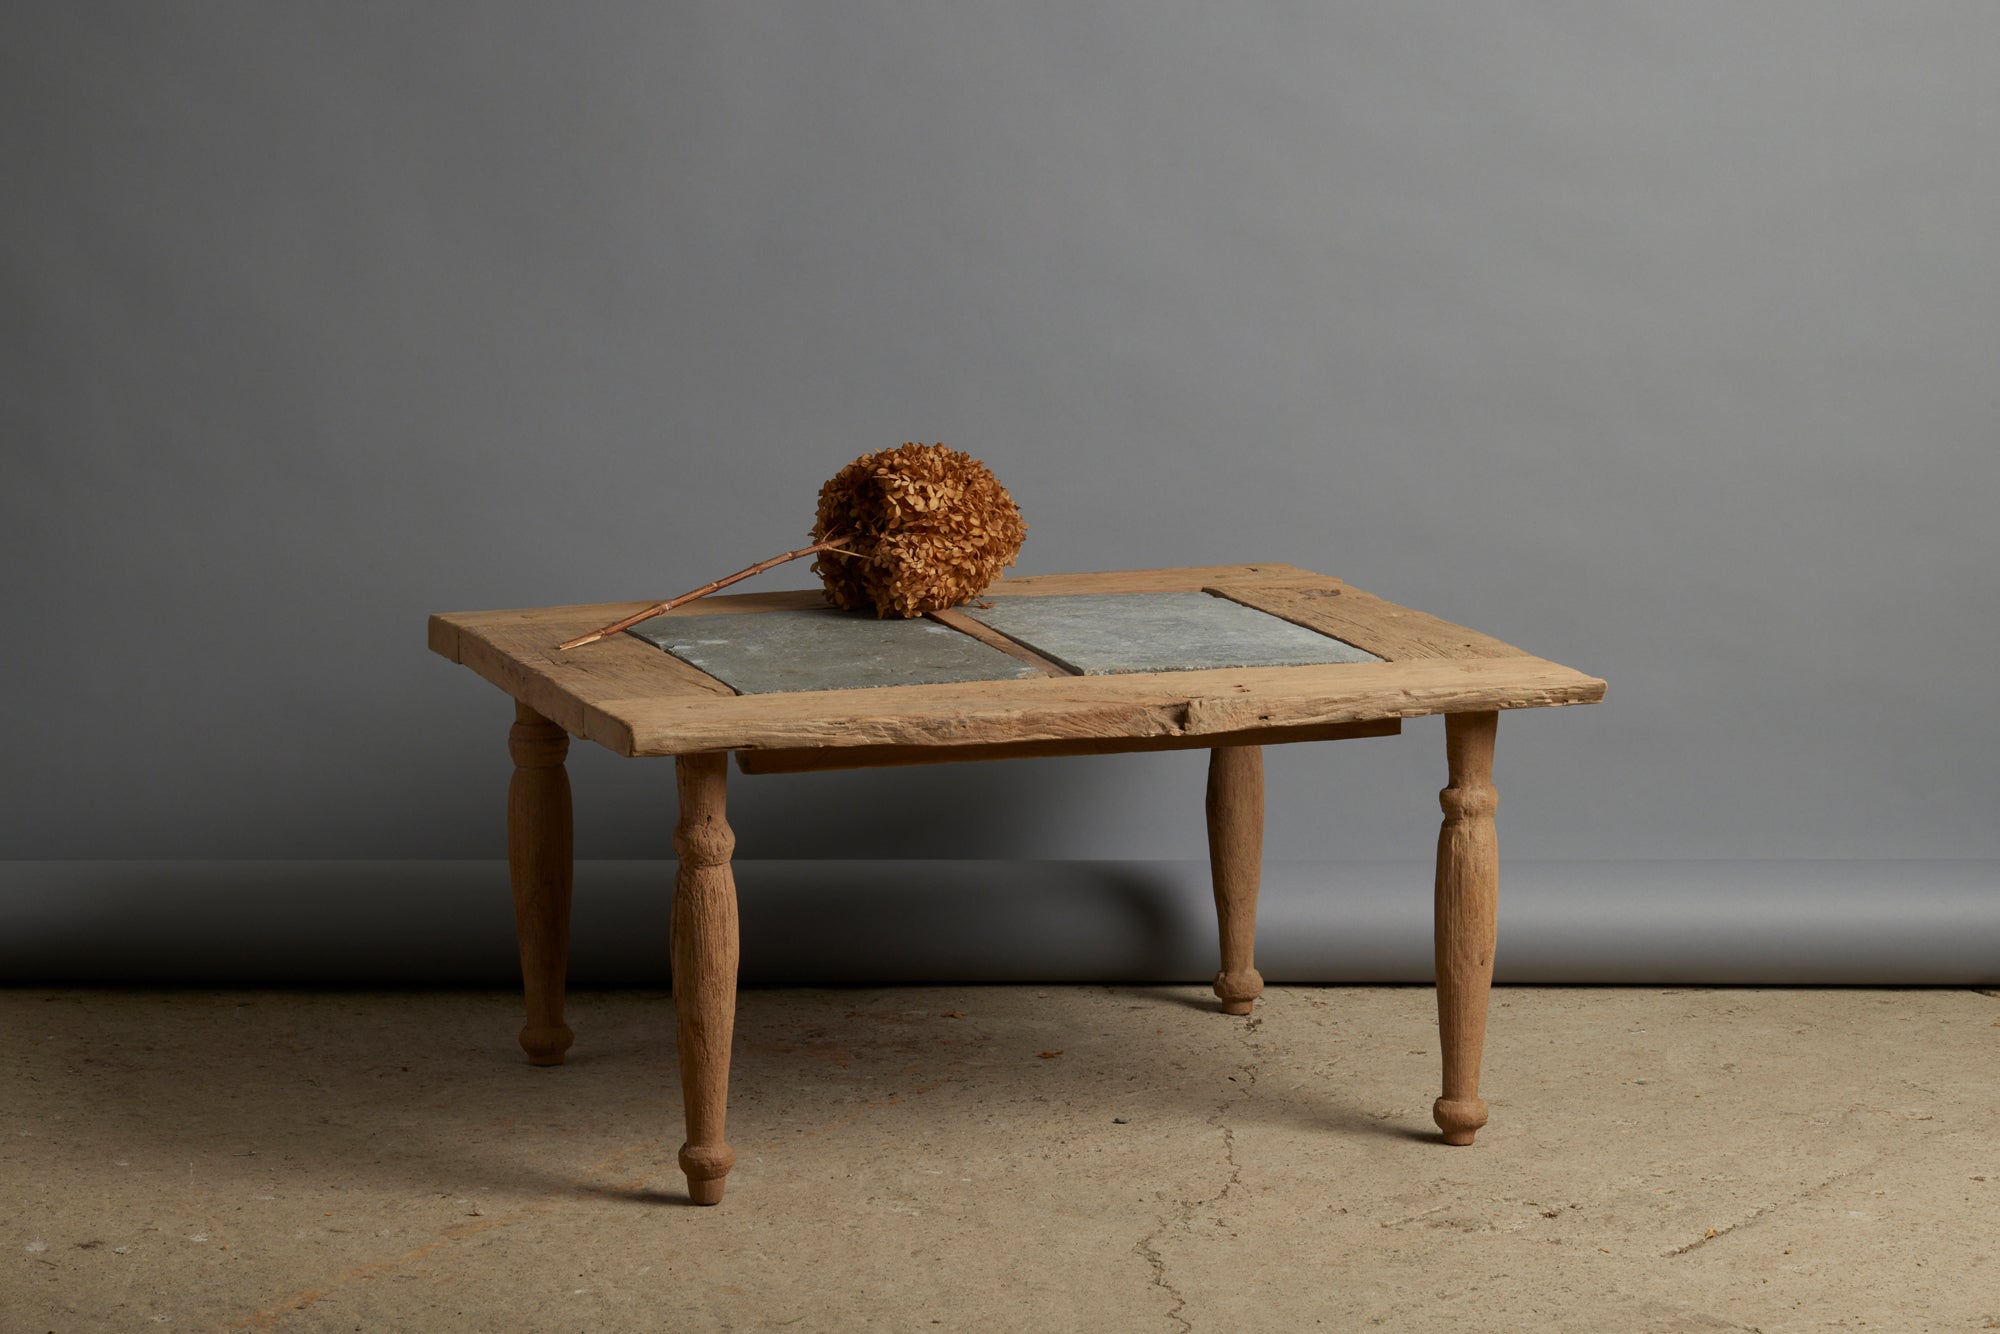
left=6, top=4, right=1999, bottom=874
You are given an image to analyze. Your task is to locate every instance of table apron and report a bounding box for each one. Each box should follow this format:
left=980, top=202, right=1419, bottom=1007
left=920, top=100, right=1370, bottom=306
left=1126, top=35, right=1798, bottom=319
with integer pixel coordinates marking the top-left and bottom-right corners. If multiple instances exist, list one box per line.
left=732, top=717, right=1402, bottom=774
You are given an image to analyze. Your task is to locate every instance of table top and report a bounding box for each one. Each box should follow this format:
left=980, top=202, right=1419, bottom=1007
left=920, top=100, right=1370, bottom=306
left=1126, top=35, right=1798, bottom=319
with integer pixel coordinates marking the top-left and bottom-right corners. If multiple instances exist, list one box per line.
left=428, top=563, right=1605, bottom=764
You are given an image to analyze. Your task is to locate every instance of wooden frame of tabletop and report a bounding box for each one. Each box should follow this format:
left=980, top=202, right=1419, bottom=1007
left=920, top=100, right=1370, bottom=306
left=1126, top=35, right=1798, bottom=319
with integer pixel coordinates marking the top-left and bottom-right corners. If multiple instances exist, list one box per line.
left=428, top=563, right=1604, bottom=1205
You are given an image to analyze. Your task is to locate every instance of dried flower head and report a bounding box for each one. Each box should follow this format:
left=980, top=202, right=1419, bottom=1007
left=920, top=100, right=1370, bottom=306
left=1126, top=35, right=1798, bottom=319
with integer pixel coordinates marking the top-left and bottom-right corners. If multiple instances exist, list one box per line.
left=554, top=442, right=1028, bottom=649
left=810, top=442, right=1027, bottom=617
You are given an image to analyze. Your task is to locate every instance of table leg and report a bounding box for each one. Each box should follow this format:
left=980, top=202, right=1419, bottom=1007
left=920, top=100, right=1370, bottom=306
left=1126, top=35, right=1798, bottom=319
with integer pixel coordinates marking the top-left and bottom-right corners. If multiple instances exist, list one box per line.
left=672, top=752, right=740, bottom=1205
left=508, top=701, right=575, bottom=1066
left=1206, top=745, right=1265, bottom=1017
left=1432, top=711, right=1499, bottom=1146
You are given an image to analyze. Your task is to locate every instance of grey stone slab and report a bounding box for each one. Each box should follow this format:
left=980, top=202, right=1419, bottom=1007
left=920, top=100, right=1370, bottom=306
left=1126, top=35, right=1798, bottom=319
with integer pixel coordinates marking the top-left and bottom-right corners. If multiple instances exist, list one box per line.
left=628, top=607, right=1040, bottom=694
left=960, top=591, right=1381, bottom=675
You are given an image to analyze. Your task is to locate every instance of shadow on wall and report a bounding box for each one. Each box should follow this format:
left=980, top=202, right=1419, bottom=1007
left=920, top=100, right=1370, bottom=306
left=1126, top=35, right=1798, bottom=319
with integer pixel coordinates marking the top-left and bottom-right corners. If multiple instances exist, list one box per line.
left=0, top=859, right=1227, bottom=987
left=723, top=754, right=1160, bottom=861
left=2, top=859, right=1996, bottom=987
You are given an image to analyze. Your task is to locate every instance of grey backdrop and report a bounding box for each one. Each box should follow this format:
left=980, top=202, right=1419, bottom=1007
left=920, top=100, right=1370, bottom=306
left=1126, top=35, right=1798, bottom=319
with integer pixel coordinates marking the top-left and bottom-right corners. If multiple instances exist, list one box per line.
left=5, top=5, right=1997, bottom=980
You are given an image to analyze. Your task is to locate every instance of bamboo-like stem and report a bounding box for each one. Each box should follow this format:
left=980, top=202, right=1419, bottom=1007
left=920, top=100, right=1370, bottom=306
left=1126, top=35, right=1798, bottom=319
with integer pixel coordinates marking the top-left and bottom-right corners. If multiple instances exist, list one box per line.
left=557, top=536, right=852, bottom=651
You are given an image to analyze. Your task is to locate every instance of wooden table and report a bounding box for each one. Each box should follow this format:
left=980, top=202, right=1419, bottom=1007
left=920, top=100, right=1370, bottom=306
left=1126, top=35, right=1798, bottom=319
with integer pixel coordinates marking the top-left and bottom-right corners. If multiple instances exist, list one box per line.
left=428, top=563, right=1605, bottom=1204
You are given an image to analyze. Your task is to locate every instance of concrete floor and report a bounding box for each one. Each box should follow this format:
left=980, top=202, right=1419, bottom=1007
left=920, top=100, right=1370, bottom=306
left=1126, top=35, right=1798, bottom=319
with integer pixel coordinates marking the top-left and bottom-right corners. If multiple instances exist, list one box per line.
left=4, top=986, right=1996, bottom=1332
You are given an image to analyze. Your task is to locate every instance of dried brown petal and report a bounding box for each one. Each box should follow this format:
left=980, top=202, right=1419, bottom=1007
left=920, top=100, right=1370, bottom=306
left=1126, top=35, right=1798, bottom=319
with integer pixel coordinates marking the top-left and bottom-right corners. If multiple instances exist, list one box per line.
left=810, top=443, right=1027, bottom=617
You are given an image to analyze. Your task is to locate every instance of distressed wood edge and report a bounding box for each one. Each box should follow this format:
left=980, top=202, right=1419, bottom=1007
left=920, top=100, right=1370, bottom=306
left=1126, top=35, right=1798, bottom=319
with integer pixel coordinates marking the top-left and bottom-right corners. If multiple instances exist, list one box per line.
left=734, top=716, right=1401, bottom=774
left=451, top=629, right=589, bottom=738
left=439, top=605, right=847, bottom=745
left=438, top=618, right=732, bottom=756
left=611, top=658, right=1607, bottom=756
left=427, top=614, right=463, bottom=664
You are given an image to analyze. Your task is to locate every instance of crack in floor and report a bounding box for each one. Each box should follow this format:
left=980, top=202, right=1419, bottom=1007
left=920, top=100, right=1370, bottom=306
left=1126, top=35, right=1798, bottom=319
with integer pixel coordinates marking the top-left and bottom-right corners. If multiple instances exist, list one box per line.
left=1131, top=1224, right=1189, bottom=1334
left=1658, top=1127, right=1942, bottom=1259
left=1130, top=996, right=1265, bottom=1332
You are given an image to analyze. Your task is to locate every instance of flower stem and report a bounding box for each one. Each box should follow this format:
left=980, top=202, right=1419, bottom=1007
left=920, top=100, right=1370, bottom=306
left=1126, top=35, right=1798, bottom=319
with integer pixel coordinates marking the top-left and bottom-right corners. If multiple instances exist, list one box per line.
left=557, top=535, right=852, bottom=650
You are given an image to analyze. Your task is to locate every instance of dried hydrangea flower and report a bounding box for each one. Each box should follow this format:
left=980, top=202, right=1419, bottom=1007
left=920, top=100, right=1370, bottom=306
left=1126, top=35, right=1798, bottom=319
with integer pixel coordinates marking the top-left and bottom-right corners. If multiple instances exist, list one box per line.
left=558, top=442, right=1024, bottom=648
left=809, top=442, right=1027, bottom=617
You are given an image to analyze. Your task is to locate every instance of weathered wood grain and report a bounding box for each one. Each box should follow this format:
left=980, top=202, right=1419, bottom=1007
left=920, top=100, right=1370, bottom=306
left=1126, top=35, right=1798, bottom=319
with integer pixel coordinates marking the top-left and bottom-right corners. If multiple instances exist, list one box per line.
left=605, top=655, right=1602, bottom=757
left=673, top=752, right=740, bottom=1205
left=439, top=610, right=737, bottom=747
left=429, top=566, right=1605, bottom=758
left=507, top=702, right=574, bottom=1067
left=733, top=717, right=1399, bottom=775
left=1207, top=746, right=1265, bottom=1016
left=1432, top=711, right=1499, bottom=1147
left=1205, top=584, right=1529, bottom=661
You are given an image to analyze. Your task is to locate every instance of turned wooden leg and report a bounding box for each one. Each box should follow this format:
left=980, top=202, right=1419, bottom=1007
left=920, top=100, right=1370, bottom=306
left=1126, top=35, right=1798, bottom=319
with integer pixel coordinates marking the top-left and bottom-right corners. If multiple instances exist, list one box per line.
left=1207, top=745, right=1266, bottom=1016
left=508, top=701, right=575, bottom=1066
left=672, top=752, right=740, bottom=1205
left=1432, top=711, right=1499, bottom=1146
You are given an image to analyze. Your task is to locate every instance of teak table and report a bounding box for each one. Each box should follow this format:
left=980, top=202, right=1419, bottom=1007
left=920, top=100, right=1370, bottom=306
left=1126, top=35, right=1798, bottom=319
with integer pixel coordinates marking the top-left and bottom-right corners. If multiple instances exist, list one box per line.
left=427, top=563, right=1604, bottom=1204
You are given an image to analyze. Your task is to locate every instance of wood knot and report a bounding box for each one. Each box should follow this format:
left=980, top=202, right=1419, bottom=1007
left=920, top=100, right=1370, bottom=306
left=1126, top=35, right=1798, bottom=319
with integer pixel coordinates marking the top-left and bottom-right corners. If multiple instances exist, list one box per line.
left=1437, top=783, right=1497, bottom=821
left=508, top=719, right=569, bottom=769
left=678, top=1142, right=735, bottom=1181
left=673, top=818, right=735, bottom=868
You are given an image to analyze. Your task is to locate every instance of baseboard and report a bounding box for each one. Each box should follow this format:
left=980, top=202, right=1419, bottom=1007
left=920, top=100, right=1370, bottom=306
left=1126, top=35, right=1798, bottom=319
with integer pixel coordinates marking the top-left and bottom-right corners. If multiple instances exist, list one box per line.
left=1, top=859, right=1994, bottom=986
